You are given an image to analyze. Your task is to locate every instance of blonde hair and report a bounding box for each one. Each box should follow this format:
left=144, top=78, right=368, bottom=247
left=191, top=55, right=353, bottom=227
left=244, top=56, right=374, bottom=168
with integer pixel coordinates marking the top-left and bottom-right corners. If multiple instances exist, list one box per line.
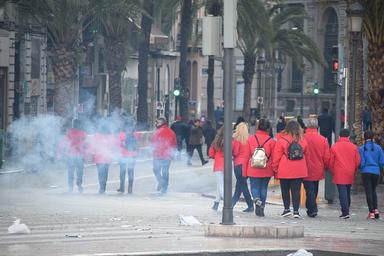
left=233, top=122, right=249, bottom=144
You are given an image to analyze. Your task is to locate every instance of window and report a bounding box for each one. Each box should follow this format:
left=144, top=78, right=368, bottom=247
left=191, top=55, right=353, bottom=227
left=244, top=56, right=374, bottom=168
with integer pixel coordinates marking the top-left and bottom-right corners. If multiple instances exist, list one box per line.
left=31, top=38, right=41, bottom=79
left=287, top=100, right=295, bottom=112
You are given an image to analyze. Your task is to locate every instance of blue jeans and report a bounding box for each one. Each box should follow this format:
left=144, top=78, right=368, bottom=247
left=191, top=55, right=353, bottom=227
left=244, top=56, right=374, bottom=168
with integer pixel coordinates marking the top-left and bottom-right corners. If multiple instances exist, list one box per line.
left=303, top=180, right=319, bottom=214
left=67, top=157, right=84, bottom=191
left=232, top=165, right=253, bottom=208
left=97, top=164, right=110, bottom=194
left=119, top=157, right=136, bottom=192
left=337, top=184, right=351, bottom=216
left=153, top=159, right=171, bottom=193
left=250, top=177, right=271, bottom=206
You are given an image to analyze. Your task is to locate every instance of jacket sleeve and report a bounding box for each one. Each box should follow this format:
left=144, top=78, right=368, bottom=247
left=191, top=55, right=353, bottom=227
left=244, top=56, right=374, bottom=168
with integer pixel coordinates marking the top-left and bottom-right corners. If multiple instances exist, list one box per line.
left=272, top=140, right=284, bottom=172
left=359, top=146, right=365, bottom=169
left=322, top=139, right=331, bottom=168
left=208, top=146, right=215, bottom=159
left=329, top=147, right=336, bottom=174
left=232, top=140, right=240, bottom=158
left=380, top=147, right=384, bottom=168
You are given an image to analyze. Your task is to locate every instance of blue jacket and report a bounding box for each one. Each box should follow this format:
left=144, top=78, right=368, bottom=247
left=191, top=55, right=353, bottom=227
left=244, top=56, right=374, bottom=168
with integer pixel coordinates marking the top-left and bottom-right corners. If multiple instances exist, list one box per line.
left=359, top=141, right=384, bottom=175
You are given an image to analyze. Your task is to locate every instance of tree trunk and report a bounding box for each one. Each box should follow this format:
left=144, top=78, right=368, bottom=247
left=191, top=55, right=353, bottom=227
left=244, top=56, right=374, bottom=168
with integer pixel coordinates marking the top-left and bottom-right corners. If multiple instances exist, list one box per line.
left=367, top=42, right=384, bottom=147
left=105, top=40, right=127, bottom=112
left=207, top=55, right=215, bottom=122
left=242, top=53, right=256, bottom=121
left=137, top=0, right=153, bottom=129
left=50, top=47, right=77, bottom=119
left=352, top=35, right=364, bottom=145
left=178, top=0, right=192, bottom=121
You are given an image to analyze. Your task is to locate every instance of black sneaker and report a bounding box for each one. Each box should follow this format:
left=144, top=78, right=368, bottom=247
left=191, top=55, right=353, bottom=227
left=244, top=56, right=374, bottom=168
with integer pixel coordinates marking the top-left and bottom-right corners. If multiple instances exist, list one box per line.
left=212, top=202, right=219, bottom=211
left=202, top=160, right=209, bottom=166
left=293, top=211, right=301, bottom=218
left=255, top=199, right=262, bottom=217
left=339, top=214, right=350, bottom=219
left=116, top=188, right=124, bottom=193
left=243, top=207, right=254, bottom=213
left=281, top=209, right=292, bottom=217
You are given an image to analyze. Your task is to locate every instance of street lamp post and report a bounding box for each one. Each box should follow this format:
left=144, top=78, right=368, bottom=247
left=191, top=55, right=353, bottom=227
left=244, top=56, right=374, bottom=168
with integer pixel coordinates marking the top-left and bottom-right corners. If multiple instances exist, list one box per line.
left=156, top=60, right=162, bottom=118
left=347, top=1, right=364, bottom=139
left=257, top=57, right=265, bottom=118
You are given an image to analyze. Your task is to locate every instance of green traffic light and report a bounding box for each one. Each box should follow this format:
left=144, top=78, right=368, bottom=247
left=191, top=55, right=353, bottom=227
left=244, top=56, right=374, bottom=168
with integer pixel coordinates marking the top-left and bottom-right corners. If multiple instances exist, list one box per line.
left=173, top=89, right=180, bottom=96
left=314, top=88, right=319, bottom=94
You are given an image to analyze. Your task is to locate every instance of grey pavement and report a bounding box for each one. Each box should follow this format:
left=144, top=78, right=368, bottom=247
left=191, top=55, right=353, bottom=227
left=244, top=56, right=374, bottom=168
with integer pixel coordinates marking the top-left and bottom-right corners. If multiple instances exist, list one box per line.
left=0, top=153, right=384, bottom=256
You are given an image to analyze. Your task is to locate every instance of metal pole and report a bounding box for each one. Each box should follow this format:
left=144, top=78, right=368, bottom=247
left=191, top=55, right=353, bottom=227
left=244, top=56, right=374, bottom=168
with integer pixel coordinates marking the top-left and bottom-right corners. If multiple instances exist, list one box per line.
left=335, top=74, right=341, bottom=139
left=157, top=66, right=160, bottom=118
left=350, top=33, right=357, bottom=131
left=257, top=67, right=261, bottom=118
left=222, top=47, right=234, bottom=225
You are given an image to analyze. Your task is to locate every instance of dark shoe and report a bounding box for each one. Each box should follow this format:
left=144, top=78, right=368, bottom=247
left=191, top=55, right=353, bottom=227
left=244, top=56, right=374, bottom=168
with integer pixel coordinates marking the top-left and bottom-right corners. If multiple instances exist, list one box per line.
left=156, top=184, right=161, bottom=191
left=293, top=211, right=301, bottom=218
left=212, top=202, right=219, bottom=211
left=281, top=209, right=292, bottom=217
left=374, top=209, right=380, bottom=219
left=260, top=205, right=265, bottom=217
left=116, top=188, right=124, bottom=193
left=255, top=199, right=262, bottom=217
left=306, top=210, right=317, bottom=218
left=187, top=161, right=192, bottom=166
left=98, top=189, right=105, bottom=194
left=339, top=214, right=350, bottom=219
left=243, top=207, right=254, bottom=213
left=202, top=160, right=209, bottom=166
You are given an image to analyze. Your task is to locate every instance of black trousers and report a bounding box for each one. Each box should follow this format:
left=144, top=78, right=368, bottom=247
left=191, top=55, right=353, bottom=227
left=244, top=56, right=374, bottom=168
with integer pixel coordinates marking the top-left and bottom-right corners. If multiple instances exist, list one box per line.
left=187, top=144, right=205, bottom=164
left=362, top=173, right=380, bottom=212
left=303, top=180, right=319, bottom=214
left=280, top=178, right=303, bottom=212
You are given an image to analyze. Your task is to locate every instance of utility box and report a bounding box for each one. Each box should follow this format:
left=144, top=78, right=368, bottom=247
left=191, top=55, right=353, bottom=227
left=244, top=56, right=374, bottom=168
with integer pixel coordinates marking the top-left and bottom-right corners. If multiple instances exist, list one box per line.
left=202, top=16, right=222, bottom=56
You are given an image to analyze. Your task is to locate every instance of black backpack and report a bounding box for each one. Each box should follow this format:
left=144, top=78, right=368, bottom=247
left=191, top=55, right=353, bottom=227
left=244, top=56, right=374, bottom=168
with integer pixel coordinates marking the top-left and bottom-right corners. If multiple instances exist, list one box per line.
left=282, top=137, right=303, bottom=160
left=125, top=132, right=137, bottom=151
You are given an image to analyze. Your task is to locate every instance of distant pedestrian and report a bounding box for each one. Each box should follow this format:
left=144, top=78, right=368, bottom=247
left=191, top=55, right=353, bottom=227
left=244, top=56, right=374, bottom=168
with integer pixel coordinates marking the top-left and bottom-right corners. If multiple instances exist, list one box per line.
left=232, top=122, right=254, bottom=212
left=117, top=122, right=138, bottom=194
left=297, top=115, right=306, bottom=131
left=318, top=108, right=334, bottom=146
left=60, top=119, right=87, bottom=193
left=362, top=107, right=372, bottom=131
left=359, top=130, right=384, bottom=219
left=187, top=119, right=208, bottom=166
left=151, top=117, right=177, bottom=194
left=303, top=118, right=330, bottom=217
left=208, top=127, right=224, bottom=211
left=329, top=129, right=360, bottom=219
left=272, top=120, right=308, bottom=218
left=276, top=116, right=286, bottom=134
left=202, top=120, right=216, bottom=156
left=247, top=118, right=276, bottom=217
left=214, top=106, right=223, bottom=124
left=233, top=116, right=245, bottom=131
left=171, top=116, right=188, bottom=160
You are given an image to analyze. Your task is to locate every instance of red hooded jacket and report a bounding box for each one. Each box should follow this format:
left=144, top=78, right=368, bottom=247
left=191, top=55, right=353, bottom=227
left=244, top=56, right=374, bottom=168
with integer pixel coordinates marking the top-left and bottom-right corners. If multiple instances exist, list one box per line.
left=329, top=137, right=360, bottom=184
left=60, top=128, right=87, bottom=158
left=272, top=134, right=308, bottom=179
left=232, top=138, right=250, bottom=176
left=151, top=124, right=177, bottom=160
left=208, top=145, right=224, bottom=172
left=303, top=128, right=330, bottom=181
left=89, top=133, right=117, bottom=164
left=247, top=130, right=276, bottom=178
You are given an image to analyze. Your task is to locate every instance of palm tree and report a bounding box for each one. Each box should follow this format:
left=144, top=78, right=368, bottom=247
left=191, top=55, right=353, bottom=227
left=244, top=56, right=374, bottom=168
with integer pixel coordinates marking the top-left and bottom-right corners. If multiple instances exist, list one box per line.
left=238, top=1, right=324, bottom=120
left=360, top=0, right=384, bottom=145
left=22, top=0, right=91, bottom=118
left=91, top=0, right=140, bottom=112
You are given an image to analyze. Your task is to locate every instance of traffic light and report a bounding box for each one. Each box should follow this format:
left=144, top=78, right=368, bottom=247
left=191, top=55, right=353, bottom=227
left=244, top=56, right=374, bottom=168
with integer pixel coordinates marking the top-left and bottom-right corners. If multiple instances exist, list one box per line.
left=173, top=88, right=180, bottom=97
left=313, top=82, right=319, bottom=95
left=332, top=59, right=339, bottom=73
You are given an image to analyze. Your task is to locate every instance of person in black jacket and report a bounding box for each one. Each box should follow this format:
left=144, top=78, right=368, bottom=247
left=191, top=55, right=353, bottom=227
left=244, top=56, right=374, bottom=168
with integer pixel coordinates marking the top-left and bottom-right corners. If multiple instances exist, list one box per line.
left=170, top=116, right=188, bottom=160
left=202, top=120, right=216, bottom=156
left=318, top=108, right=334, bottom=146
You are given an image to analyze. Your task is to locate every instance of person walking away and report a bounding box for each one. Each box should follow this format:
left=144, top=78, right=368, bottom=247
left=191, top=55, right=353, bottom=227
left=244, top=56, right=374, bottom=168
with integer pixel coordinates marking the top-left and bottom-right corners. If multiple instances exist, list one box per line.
left=117, top=122, right=138, bottom=194
left=232, top=122, right=254, bottom=212
left=359, top=130, right=384, bottom=219
left=276, top=116, right=286, bottom=134
left=362, top=107, right=372, bottom=131
left=171, top=116, right=188, bottom=160
left=90, top=124, right=116, bottom=194
left=214, top=106, right=223, bottom=125
left=61, top=119, right=87, bottom=193
left=151, top=117, right=177, bottom=194
left=208, top=127, right=224, bottom=211
left=303, top=118, right=330, bottom=217
left=272, top=120, right=309, bottom=218
left=329, top=129, right=360, bottom=219
left=203, top=120, right=216, bottom=157
left=318, top=108, right=334, bottom=146
left=247, top=118, right=276, bottom=217
left=187, top=119, right=208, bottom=166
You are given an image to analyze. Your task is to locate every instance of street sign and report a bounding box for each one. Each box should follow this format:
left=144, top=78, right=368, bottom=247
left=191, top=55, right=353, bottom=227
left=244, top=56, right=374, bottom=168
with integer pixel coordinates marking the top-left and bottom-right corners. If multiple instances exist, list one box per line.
left=257, top=96, right=263, bottom=104
left=156, top=101, right=163, bottom=110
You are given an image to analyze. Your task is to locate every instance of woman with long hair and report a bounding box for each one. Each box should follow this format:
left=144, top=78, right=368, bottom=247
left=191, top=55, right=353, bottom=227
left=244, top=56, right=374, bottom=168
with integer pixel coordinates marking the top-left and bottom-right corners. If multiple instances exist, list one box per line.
left=208, top=126, right=225, bottom=211
left=232, top=122, right=253, bottom=212
left=272, top=120, right=308, bottom=218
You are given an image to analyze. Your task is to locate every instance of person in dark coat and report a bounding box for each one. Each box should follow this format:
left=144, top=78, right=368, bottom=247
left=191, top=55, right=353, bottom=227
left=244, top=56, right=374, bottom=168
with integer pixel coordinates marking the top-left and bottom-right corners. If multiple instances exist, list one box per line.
left=202, top=120, right=216, bottom=156
left=187, top=119, right=208, bottom=166
left=170, top=116, right=188, bottom=159
left=276, top=116, right=286, bottom=134
left=318, top=108, right=334, bottom=146
left=362, top=106, right=372, bottom=131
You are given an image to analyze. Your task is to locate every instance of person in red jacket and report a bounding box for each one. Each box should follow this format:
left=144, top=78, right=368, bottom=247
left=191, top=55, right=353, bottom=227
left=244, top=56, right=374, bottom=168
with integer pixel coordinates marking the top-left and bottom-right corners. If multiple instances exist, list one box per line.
left=329, top=129, right=360, bottom=219
left=117, top=121, right=139, bottom=194
left=247, top=118, right=276, bottom=217
left=272, top=120, right=308, bottom=218
left=232, top=122, right=253, bottom=212
left=61, top=119, right=87, bottom=193
left=208, top=126, right=224, bottom=211
left=151, top=117, right=177, bottom=194
left=303, top=118, right=330, bottom=217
